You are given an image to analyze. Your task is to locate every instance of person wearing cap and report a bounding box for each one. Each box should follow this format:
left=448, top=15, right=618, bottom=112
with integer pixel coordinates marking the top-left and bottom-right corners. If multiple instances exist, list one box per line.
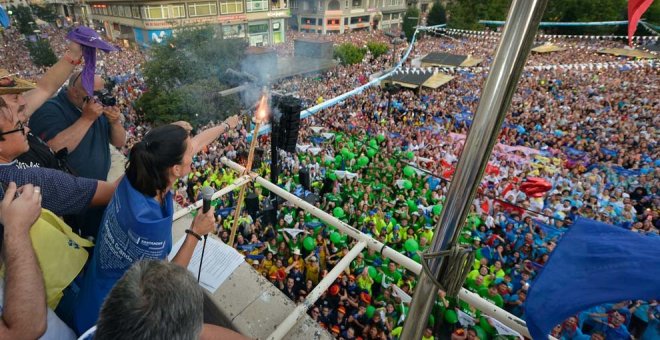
left=306, top=254, right=320, bottom=285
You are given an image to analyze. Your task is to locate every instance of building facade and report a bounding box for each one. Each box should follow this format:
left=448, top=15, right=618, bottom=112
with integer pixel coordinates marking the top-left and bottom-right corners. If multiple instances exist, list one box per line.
left=84, top=0, right=290, bottom=48
left=290, top=0, right=406, bottom=34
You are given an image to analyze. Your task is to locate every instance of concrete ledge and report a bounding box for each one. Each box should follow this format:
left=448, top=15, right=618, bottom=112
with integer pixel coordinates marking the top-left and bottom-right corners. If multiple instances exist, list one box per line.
left=173, top=214, right=333, bottom=340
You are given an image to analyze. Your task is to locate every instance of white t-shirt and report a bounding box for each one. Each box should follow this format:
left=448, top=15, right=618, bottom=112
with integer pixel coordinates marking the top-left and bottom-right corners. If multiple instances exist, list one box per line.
left=0, top=281, right=76, bottom=340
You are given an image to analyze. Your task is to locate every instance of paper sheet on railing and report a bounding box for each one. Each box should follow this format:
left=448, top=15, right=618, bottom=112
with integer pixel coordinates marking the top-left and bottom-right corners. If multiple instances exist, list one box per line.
left=168, top=236, right=244, bottom=293
left=484, top=315, right=523, bottom=339
left=390, top=283, right=412, bottom=303
left=458, top=310, right=476, bottom=327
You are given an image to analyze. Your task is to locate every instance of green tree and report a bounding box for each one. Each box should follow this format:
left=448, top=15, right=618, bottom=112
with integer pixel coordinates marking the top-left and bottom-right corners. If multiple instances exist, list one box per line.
left=402, top=6, right=421, bottom=42
left=27, top=39, right=57, bottom=67
left=646, top=0, right=660, bottom=25
left=30, top=4, right=58, bottom=23
left=12, top=6, right=36, bottom=35
left=366, top=41, right=389, bottom=59
left=334, top=43, right=367, bottom=65
left=427, top=1, right=447, bottom=27
left=446, top=0, right=483, bottom=29
left=137, top=26, right=246, bottom=125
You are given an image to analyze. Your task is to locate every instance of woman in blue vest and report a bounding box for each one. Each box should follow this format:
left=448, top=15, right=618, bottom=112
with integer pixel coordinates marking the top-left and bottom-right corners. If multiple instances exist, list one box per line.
left=70, top=119, right=238, bottom=335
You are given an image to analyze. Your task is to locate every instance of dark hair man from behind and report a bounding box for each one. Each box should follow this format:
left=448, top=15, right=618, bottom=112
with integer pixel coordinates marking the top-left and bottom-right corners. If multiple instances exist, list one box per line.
left=95, top=260, right=203, bottom=340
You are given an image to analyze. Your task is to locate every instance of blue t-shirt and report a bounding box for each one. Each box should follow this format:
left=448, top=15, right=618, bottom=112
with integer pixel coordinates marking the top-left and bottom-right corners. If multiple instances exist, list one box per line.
left=72, top=177, right=173, bottom=334
left=29, top=89, right=112, bottom=181
left=0, top=161, right=97, bottom=216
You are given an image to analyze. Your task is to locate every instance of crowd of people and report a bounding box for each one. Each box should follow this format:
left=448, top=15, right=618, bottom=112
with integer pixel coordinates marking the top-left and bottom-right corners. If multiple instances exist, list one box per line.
left=0, top=17, right=658, bottom=340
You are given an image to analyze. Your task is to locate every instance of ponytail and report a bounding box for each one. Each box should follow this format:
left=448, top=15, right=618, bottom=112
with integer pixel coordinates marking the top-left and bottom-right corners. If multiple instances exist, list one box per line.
left=126, top=125, right=189, bottom=197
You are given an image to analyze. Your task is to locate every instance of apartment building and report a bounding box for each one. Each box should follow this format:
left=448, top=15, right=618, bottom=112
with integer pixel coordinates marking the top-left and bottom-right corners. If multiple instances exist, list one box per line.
left=85, top=0, right=290, bottom=47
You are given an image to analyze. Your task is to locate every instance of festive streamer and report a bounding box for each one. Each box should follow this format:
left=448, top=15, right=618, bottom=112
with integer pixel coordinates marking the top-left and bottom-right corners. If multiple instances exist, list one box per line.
left=390, top=59, right=656, bottom=75
left=480, top=20, right=630, bottom=26
left=443, top=27, right=660, bottom=41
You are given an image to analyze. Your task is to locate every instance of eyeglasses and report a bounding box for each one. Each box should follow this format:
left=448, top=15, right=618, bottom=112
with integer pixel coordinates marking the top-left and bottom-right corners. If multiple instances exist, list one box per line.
left=0, top=121, right=26, bottom=137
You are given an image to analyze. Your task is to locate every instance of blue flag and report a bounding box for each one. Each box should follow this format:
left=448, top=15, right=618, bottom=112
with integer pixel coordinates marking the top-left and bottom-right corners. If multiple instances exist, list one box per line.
left=524, top=218, right=660, bottom=340
left=0, top=5, right=9, bottom=28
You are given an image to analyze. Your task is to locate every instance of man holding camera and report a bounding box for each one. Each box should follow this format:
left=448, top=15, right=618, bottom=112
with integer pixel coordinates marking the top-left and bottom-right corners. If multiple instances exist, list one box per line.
left=29, top=71, right=126, bottom=181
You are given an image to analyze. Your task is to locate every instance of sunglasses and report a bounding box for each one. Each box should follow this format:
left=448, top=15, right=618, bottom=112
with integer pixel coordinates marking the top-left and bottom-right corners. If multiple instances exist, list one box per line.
left=0, top=121, right=26, bottom=137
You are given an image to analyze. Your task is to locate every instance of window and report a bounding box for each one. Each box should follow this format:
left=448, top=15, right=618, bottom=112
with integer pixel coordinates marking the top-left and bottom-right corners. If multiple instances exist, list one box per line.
left=143, top=5, right=169, bottom=19
left=142, top=4, right=186, bottom=19
left=222, top=24, right=245, bottom=38
left=271, top=0, right=287, bottom=10
left=350, top=15, right=368, bottom=24
left=188, top=2, right=217, bottom=17
left=248, top=22, right=269, bottom=46
left=132, top=6, right=140, bottom=18
left=301, top=17, right=316, bottom=25
left=352, top=0, right=361, bottom=7
left=246, top=0, right=268, bottom=12
left=272, top=20, right=283, bottom=43
left=248, top=23, right=268, bottom=34
left=327, top=0, right=340, bottom=10
left=117, top=5, right=125, bottom=17
left=220, top=0, right=243, bottom=14
left=170, top=4, right=186, bottom=18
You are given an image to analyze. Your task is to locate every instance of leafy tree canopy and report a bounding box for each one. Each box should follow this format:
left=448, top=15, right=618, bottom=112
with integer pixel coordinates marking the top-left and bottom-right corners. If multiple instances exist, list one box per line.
left=402, top=6, right=421, bottom=42
left=137, top=26, right=246, bottom=125
left=334, top=43, right=367, bottom=65
left=366, top=41, right=389, bottom=59
left=427, top=1, right=447, bottom=27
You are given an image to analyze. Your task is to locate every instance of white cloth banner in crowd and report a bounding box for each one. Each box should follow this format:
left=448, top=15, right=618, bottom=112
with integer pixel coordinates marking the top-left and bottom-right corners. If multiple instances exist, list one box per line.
left=308, top=147, right=322, bottom=155
left=281, top=228, right=305, bottom=239
left=334, top=170, right=359, bottom=180
left=297, top=144, right=311, bottom=153
left=458, top=310, right=477, bottom=328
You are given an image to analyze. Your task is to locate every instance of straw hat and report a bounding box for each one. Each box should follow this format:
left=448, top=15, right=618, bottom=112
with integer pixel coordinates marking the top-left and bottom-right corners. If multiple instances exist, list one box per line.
left=0, top=69, right=36, bottom=95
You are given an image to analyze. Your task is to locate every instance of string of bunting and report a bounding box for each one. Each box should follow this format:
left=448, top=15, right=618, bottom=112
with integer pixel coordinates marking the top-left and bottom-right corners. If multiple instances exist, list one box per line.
left=390, top=59, right=657, bottom=76
left=440, top=27, right=660, bottom=41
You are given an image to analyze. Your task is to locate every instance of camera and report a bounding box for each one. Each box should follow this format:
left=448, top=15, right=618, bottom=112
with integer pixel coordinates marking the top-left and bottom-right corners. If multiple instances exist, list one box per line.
left=93, top=89, right=117, bottom=107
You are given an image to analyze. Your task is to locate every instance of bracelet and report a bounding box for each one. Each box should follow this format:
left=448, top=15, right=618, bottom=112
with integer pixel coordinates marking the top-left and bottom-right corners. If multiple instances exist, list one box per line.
left=63, top=52, right=83, bottom=66
left=185, top=229, right=202, bottom=241
left=222, top=122, right=230, bottom=131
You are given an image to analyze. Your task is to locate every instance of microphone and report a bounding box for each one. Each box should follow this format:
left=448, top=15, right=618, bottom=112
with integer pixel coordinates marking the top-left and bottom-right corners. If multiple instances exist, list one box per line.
left=198, top=186, right=214, bottom=283
left=201, top=186, right=214, bottom=214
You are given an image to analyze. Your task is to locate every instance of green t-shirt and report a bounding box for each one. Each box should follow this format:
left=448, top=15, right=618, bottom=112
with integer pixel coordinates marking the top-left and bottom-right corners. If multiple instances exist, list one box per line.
left=478, top=287, right=504, bottom=308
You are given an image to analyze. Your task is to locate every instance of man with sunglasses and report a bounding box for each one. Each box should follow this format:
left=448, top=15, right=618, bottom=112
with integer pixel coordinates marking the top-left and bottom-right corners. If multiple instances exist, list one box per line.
left=0, top=42, right=116, bottom=229
left=29, top=70, right=126, bottom=181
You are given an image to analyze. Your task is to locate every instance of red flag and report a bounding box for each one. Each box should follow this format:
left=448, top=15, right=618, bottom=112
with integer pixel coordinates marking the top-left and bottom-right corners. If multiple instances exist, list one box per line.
left=628, top=0, right=655, bottom=46
left=480, top=197, right=491, bottom=215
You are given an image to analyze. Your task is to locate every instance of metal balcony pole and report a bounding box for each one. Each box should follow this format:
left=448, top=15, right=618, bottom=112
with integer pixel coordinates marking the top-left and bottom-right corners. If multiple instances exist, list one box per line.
left=399, top=0, right=549, bottom=338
